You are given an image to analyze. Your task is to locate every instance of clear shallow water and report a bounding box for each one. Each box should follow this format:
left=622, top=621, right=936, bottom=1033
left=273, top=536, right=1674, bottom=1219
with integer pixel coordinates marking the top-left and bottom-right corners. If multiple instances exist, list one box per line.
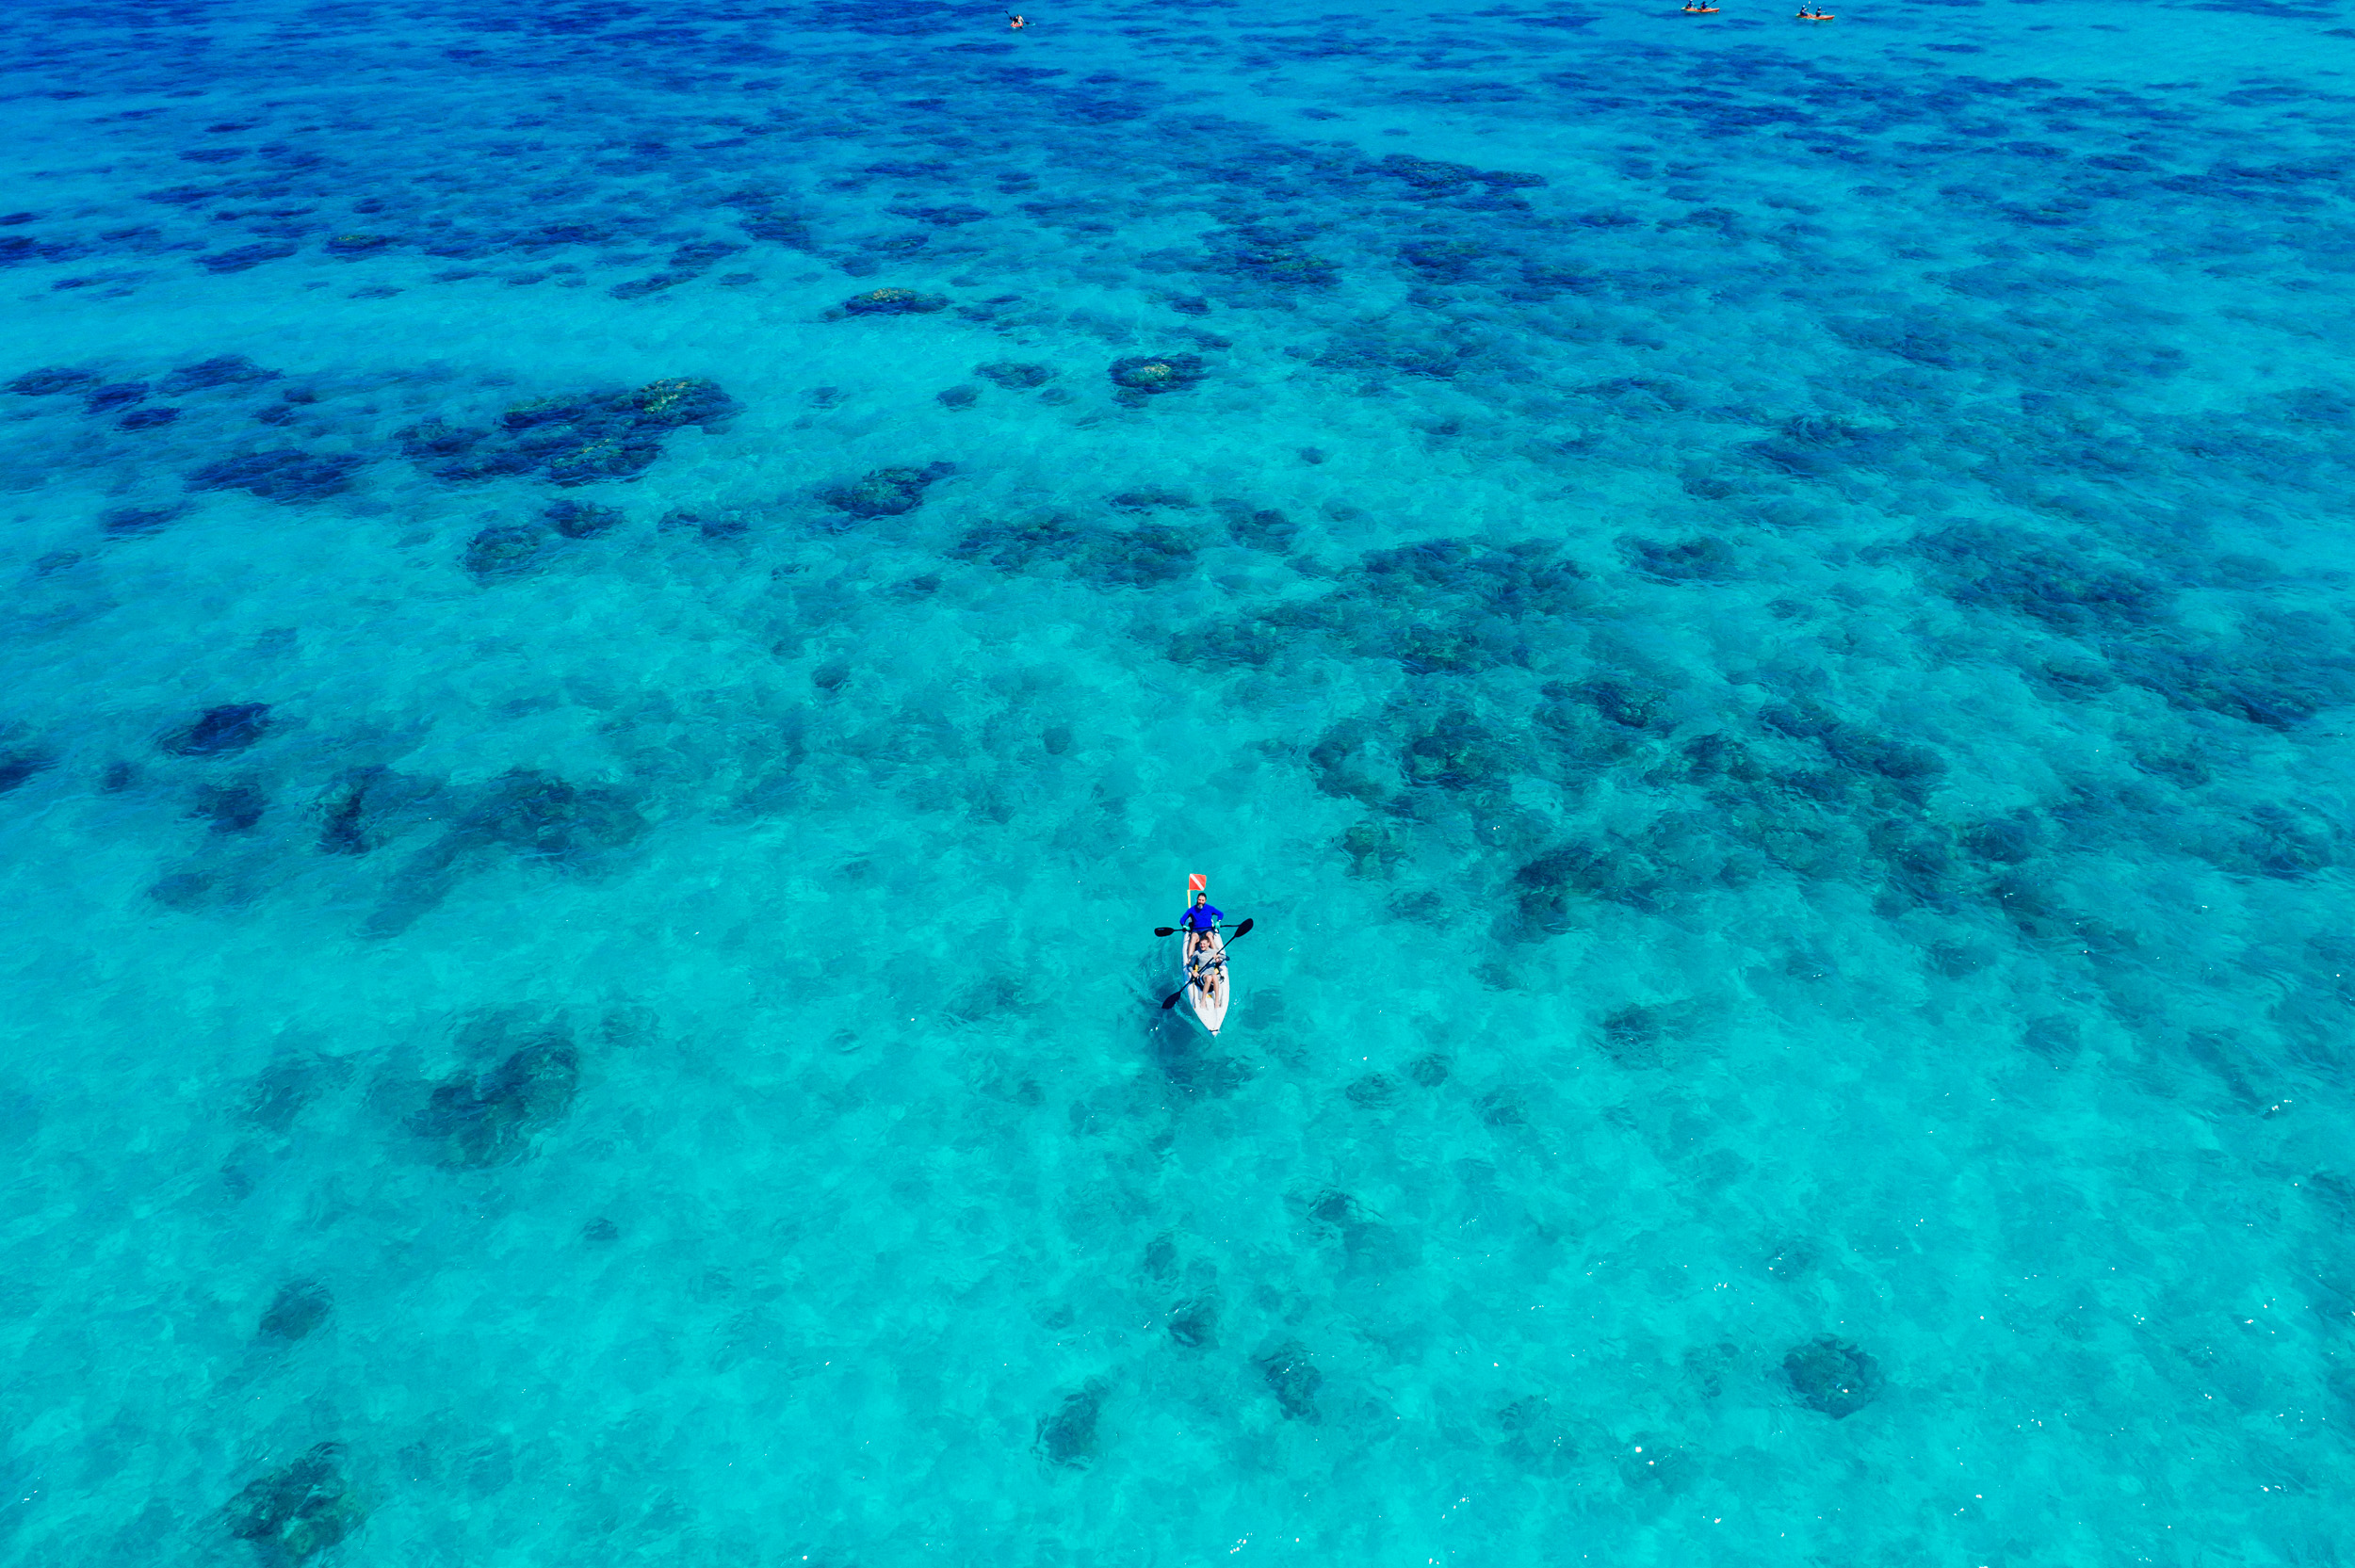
left=5, top=0, right=2355, bottom=1559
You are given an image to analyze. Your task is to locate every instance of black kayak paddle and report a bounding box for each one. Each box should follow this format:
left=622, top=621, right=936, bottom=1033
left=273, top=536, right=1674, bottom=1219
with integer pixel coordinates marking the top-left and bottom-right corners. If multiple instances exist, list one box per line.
left=1160, top=918, right=1253, bottom=1010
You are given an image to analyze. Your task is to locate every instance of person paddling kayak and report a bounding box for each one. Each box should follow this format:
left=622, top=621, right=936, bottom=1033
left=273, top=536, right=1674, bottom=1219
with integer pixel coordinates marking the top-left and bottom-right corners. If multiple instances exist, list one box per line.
left=1156, top=880, right=1253, bottom=1032
left=1178, top=889, right=1229, bottom=1030
left=1179, top=889, right=1225, bottom=960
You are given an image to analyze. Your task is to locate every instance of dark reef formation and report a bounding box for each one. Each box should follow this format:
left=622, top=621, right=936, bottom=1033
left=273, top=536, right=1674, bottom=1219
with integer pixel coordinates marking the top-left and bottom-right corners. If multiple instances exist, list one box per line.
left=223, top=1444, right=365, bottom=1562
left=257, top=1281, right=333, bottom=1343
left=162, top=703, right=273, bottom=757
left=1256, top=1342, right=1323, bottom=1423
left=409, top=1028, right=579, bottom=1169
left=825, top=461, right=955, bottom=519
left=399, top=378, right=735, bottom=488
left=365, top=768, right=647, bottom=936
left=1108, top=353, right=1207, bottom=404
left=836, top=286, right=949, bottom=316
left=1783, top=1335, right=1885, bottom=1418
left=1034, top=1380, right=1109, bottom=1468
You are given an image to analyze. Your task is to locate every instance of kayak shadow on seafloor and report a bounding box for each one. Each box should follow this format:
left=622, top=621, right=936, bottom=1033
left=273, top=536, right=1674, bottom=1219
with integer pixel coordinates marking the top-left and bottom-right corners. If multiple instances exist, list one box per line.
left=1144, top=1005, right=1254, bottom=1099
left=1137, top=948, right=1253, bottom=1100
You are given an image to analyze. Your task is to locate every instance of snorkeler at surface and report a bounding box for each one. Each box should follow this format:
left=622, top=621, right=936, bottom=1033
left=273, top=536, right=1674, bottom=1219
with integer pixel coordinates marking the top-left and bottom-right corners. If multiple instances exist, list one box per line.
left=1007, top=11, right=1026, bottom=26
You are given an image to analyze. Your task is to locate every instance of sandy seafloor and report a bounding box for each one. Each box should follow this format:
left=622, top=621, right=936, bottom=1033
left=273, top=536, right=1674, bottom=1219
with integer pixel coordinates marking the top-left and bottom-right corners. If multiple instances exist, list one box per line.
left=5, top=0, right=2355, bottom=1559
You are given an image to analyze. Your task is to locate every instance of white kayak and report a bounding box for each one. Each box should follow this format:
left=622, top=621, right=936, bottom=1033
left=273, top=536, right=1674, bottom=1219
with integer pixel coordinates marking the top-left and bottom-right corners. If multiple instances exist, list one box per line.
left=1183, top=928, right=1230, bottom=1037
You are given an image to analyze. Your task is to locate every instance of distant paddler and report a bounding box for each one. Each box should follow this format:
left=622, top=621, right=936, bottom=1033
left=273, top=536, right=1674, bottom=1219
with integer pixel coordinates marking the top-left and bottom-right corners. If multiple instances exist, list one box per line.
left=1153, top=875, right=1255, bottom=1034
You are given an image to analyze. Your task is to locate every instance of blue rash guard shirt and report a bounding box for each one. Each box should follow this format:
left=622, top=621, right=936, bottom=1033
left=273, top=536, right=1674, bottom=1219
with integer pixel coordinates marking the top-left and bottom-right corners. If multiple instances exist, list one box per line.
left=1181, top=901, right=1224, bottom=933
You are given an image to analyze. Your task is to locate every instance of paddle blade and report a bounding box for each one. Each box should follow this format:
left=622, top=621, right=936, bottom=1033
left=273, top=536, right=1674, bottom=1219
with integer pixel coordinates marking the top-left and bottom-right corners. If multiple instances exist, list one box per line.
left=1226, top=917, right=1255, bottom=943
left=1161, top=987, right=1185, bottom=1010
left=1153, top=927, right=1176, bottom=937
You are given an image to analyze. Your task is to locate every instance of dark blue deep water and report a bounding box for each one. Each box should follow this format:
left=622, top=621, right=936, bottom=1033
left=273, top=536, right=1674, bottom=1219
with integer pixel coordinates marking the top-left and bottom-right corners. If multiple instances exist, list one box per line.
left=7, top=0, right=2355, bottom=1560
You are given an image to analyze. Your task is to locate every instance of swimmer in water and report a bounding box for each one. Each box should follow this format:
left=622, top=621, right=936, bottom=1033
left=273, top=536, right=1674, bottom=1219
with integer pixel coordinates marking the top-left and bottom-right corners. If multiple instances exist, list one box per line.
left=1007, top=10, right=1025, bottom=25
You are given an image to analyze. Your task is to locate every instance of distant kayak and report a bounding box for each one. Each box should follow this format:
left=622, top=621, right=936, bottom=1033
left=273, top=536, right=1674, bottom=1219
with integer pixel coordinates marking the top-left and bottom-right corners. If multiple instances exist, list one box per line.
left=1160, top=878, right=1253, bottom=1033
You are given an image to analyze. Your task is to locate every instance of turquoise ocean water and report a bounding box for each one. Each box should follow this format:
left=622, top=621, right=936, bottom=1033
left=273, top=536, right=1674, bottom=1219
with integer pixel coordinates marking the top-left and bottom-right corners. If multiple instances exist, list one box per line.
left=6, top=0, right=2355, bottom=1559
